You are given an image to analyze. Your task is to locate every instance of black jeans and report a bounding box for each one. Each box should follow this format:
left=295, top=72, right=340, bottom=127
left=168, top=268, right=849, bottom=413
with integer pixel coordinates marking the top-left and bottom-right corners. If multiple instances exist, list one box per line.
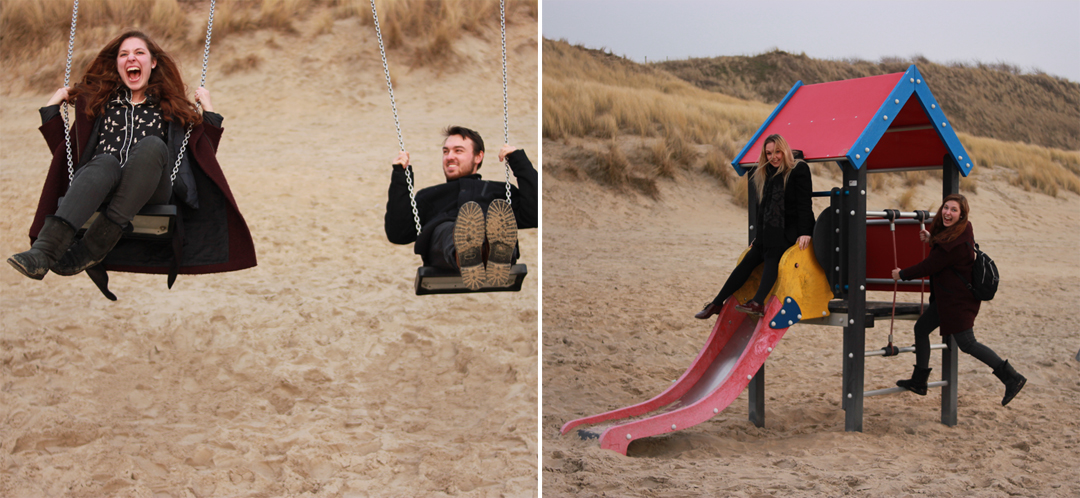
left=56, top=136, right=171, bottom=228
left=710, top=242, right=788, bottom=307
left=913, top=301, right=1003, bottom=370
left=428, top=222, right=459, bottom=270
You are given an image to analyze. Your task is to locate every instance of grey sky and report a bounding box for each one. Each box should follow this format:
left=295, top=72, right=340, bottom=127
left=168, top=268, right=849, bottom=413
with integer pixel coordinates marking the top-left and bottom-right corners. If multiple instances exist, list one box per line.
left=541, top=0, right=1080, bottom=82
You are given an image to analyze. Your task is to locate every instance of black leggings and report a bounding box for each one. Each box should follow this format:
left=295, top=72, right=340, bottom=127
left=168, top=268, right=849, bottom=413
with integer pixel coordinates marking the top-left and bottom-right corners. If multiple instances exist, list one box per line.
left=709, top=243, right=788, bottom=307
left=913, top=301, right=1003, bottom=370
left=55, top=136, right=171, bottom=229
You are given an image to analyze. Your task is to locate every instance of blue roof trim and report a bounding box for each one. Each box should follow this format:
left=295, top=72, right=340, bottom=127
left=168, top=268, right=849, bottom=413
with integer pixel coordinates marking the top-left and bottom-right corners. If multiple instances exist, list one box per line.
left=731, top=80, right=803, bottom=176
left=847, top=66, right=917, bottom=169
left=733, top=65, right=973, bottom=176
left=911, top=66, right=973, bottom=176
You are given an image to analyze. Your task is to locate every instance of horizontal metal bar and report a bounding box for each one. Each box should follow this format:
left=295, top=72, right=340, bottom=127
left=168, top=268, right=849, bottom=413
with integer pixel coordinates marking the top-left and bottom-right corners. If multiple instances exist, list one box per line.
left=866, top=277, right=928, bottom=286
left=865, top=343, right=946, bottom=357
left=865, top=380, right=948, bottom=398
left=812, top=190, right=835, bottom=197
left=867, top=210, right=937, bottom=219
left=884, top=124, right=935, bottom=133
left=799, top=313, right=879, bottom=328
left=867, top=165, right=945, bottom=173
left=866, top=219, right=931, bottom=226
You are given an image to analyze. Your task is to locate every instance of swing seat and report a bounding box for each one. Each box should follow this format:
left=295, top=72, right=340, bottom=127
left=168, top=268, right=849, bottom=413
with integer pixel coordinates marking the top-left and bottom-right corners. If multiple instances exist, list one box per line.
left=80, top=205, right=176, bottom=239
left=60, top=197, right=176, bottom=239
left=415, top=264, right=528, bottom=295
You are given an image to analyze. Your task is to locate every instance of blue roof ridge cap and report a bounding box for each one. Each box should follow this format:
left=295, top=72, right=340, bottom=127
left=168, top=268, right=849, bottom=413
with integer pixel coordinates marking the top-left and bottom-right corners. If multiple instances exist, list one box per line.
left=910, top=66, right=974, bottom=176
left=846, top=66, right=917, bottom=169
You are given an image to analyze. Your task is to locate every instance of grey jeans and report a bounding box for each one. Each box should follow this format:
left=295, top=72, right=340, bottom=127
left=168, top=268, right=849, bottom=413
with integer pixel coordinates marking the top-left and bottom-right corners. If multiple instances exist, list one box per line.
left=56, top=135, right=171, bottom=228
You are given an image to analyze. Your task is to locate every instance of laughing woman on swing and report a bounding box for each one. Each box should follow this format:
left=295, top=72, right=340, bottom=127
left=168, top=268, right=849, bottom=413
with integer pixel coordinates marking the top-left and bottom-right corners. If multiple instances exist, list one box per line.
left=8, top=30, right=255, bottom=287
left=695, top=134, right=814, bottom=319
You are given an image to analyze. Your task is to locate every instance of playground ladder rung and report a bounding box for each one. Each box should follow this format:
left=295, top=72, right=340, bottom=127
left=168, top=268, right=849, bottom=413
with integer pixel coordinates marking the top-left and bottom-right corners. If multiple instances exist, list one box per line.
left=864, top=380, right=948, bottom=398
left=864, top=343, right=946, bottom=357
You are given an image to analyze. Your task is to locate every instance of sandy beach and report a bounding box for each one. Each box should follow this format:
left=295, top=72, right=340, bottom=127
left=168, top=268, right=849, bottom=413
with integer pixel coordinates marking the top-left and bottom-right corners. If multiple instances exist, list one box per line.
left=1, top=10, right=538, bottom=498
left=541, top=139, right=1080, bottom=497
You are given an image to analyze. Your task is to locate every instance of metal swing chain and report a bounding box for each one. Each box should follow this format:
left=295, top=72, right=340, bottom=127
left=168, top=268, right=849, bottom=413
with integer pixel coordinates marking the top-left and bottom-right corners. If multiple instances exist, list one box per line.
left=63, top=0, right=80, bottom=183
left=500, top=0, right=512, bottom=205
left=171, top=0, right=216, bottom=184
left=371, top=0, right=422, bottom=236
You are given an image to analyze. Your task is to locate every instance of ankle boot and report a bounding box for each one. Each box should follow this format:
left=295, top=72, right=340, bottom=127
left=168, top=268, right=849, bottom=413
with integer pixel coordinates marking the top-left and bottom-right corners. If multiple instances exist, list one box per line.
left=51, top=214, right=126, bottom=277
left=993, top=360, right=1026, bottom=406
left=896, top=365, right=933, bottom=395
left=7, top=216, right=77, bottom=280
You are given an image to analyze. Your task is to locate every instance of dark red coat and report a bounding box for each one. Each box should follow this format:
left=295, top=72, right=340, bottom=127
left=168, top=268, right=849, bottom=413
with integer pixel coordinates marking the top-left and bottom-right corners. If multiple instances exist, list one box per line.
left=30, top=99, right=256, bottom=278
left=900, top=222, right=979, bottom=335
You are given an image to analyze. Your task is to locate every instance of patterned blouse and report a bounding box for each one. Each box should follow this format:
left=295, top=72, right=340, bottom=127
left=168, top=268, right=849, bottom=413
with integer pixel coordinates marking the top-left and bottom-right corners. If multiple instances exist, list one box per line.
left=95, top=94, right=167, bottom=166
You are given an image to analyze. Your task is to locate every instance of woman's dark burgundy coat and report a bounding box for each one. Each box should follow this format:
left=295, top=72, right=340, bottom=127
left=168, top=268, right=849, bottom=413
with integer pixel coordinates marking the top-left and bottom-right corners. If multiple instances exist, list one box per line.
left=29, top=98, right=256, bottom=280
left=899, top=222, right=979, bottom=336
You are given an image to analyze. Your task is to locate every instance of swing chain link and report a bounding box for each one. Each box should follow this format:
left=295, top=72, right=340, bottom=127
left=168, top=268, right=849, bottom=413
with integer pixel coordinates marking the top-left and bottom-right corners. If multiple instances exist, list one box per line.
left=172, top=0, right=215, bottom=184
left=64, top=0, right=80, bottom=184
left=500, top=0, right=512, bottom=205
left=371, top=0, right=422, bottom=236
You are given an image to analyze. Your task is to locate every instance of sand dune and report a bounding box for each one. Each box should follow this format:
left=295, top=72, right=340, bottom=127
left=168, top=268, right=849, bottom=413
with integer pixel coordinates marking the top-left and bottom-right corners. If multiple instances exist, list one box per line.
left=541, top=139, right=1080, bottom=497
left=1, top=11, right=538, bottom=498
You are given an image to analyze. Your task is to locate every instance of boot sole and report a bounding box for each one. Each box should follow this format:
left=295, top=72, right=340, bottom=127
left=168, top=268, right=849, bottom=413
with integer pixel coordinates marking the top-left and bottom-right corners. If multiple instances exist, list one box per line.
left=454, top=202, right=485, bottom=291
left=485, top=199, right=517, bottom=288
left=7, top=256, right=46, bottom=280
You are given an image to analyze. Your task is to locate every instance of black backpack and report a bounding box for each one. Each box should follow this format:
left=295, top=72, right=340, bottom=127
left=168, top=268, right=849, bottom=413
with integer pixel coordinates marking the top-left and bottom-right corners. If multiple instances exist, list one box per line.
left=953, top=242, right=999, bottom=301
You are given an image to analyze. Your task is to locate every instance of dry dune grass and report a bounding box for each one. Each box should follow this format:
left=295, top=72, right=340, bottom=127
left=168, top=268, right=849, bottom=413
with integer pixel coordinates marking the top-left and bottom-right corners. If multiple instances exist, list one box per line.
left=0, top=0, right=537, bottom=92
left=543, top=39, right=769, bottom=202
left=658, top=49, right=1080, bottom=151
left=960, top=132, right=1080, bottom=197
left=544, top=38, right=1080, bottom=203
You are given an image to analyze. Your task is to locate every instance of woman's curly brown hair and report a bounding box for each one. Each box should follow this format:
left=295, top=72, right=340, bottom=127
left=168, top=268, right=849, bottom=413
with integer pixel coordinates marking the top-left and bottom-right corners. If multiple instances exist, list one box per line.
left=69, top=30, right=201, bottom=127
left=929, top=193, right=970, bottom=246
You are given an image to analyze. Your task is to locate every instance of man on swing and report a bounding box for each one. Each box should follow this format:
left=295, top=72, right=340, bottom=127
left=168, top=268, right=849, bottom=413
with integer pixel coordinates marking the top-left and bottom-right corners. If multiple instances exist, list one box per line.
left=384, top=126, right=538, bottom=291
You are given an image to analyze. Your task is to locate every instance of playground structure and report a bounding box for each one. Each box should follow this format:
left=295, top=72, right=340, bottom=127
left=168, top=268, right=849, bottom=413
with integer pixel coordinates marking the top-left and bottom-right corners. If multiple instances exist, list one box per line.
left=562, top=65, right=974, bottom=454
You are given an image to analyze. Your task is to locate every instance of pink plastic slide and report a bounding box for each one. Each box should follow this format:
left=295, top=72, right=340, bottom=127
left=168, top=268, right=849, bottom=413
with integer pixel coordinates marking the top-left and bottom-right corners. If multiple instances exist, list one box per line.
left=560, top=296, right=793, bottom=455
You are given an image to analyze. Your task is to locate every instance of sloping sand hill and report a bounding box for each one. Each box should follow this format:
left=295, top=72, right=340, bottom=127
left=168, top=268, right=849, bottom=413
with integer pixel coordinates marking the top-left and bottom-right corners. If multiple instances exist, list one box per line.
left=541, top=139, right=1080, bottom=497
left=0, top=9, right=538, bottom=498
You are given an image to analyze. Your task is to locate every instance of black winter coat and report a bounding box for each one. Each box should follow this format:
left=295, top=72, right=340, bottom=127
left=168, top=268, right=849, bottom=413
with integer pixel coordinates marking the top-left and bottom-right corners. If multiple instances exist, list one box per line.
left=899, top=222, right=979, bottom=336
left=755, top=161, right=815, bottom=248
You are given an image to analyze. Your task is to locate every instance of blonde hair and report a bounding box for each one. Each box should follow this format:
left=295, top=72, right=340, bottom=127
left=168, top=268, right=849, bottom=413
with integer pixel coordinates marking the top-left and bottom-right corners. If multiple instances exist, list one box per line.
left=750, top=134, right=796, bottom=201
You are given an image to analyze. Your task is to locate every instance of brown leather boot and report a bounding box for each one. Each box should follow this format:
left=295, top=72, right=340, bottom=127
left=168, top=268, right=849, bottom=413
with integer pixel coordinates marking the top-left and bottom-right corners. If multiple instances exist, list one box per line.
left=51, top=214, right=126, bottom=276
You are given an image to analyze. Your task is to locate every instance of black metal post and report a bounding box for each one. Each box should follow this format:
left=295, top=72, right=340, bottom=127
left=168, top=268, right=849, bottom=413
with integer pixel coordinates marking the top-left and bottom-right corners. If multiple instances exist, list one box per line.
left=745, top=167, right=766, bottom=428
left=840, top=160, right=867, bottom=432
left=941, top=155, right=960, bottom=426
left=941, top=334, right=958, bottom=426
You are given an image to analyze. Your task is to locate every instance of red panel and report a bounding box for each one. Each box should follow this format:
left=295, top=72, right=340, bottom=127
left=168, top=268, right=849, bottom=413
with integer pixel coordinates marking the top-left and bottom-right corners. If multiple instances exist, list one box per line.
left=865, top=221, right=930, bottom=292
left=739, top=72, right=905, bottom=164
left=866, top=129, right=949, bottom=170
left=892, top=96, right=932, bottom=128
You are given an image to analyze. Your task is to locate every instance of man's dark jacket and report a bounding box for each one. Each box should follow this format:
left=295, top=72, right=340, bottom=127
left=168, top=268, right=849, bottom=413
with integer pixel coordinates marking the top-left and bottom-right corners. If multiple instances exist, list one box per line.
left=30, top=98, right=257, bottom=280
left=384, top=149, right=538, bottom=264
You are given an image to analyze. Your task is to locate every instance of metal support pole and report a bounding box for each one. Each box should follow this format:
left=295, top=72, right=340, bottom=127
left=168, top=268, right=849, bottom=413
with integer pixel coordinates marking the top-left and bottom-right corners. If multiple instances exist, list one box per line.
left=943, top=154, right=960, bottom=197
left=745, top=167, right=766, bottom=428
left=940, top=154, right=960, bottom=427
left=841, top=160, right=867, bottom=432
left=748, top=365, right=765, bottom=427
left=941, top=334, right=958, bottom=426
